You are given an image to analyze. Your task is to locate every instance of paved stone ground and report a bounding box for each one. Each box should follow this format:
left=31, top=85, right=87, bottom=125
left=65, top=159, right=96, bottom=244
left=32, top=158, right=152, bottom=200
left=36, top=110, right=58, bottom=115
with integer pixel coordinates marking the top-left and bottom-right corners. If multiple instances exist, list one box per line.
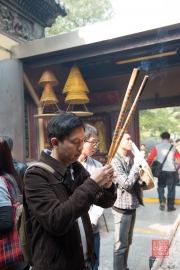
left=98, top=201, right=180, bottom=270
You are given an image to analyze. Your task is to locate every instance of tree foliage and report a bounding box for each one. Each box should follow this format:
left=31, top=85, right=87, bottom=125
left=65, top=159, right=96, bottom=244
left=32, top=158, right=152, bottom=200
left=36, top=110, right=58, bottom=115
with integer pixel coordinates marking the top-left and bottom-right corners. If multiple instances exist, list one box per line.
left=139, top=107, right=180, bottom=140
left=45, top=0, right=114, bottom=36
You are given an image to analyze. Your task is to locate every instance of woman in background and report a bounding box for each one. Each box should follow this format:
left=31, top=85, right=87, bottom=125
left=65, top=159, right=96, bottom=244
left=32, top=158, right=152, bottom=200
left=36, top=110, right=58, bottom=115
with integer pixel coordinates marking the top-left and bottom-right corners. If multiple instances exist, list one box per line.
left=0, top=137, right=26, bottom=270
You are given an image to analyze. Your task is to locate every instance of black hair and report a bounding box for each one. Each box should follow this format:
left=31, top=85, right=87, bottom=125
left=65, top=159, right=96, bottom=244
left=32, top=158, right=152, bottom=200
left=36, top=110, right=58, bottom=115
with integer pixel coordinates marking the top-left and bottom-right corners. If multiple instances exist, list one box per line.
left=160, top=132, right=170, bottom=139
left=0, top=136, right=13, bottom=151
left=0, top=138, right=22, bottom=192
left=84, top=124, right=98, bottom=141
left=47, top=112, right=85, bottom=147
left=175, top=138, right=180, bottom=143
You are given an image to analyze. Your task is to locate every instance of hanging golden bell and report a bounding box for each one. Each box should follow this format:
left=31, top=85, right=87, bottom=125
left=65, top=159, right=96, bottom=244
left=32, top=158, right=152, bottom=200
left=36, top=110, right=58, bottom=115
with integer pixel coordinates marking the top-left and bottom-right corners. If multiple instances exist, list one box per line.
left=40, top=83, right=58, bottom=105
left=62, top=64, right=89, bottom=94
left=65, top=90, right=89, bottom=104
left=38, top=69, right=59, bottom=87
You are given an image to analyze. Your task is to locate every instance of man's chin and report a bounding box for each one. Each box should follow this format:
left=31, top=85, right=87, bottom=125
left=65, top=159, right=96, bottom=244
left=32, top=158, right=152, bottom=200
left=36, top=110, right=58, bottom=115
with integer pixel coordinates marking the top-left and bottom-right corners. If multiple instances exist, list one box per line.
left=74, top=155, right=81, bottom=161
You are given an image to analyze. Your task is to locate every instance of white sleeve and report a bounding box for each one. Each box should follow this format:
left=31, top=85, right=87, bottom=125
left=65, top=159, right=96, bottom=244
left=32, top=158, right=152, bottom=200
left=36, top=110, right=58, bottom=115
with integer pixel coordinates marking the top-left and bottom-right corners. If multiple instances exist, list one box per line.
left=89, top=205, right=104, bottom=226
left=0, top=178, right=11, bottom=207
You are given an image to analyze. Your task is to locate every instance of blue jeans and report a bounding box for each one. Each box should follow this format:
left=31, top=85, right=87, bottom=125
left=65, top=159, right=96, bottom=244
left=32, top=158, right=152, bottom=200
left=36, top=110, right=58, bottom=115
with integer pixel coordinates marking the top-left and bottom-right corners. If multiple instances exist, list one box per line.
left=93, top=232, right=100, bottom=270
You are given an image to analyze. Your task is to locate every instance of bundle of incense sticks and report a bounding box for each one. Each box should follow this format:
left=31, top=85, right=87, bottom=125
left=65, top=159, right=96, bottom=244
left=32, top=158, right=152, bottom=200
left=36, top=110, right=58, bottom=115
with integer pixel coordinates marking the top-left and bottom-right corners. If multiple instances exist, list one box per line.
left=107, top=70, right=149, bottom=165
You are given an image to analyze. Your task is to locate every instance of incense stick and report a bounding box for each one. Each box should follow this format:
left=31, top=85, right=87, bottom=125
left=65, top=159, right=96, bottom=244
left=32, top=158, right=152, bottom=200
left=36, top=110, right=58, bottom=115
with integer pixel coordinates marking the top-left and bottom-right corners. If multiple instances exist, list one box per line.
left=107, top=75, right=149, bottom=164
left=107, top=68, right=139, bottom=164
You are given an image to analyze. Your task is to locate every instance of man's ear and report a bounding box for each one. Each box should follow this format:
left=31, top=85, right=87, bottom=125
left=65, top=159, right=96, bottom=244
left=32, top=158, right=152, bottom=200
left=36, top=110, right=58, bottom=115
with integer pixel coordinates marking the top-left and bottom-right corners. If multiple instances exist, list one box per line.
left=51, top=138, right=59, bottom=148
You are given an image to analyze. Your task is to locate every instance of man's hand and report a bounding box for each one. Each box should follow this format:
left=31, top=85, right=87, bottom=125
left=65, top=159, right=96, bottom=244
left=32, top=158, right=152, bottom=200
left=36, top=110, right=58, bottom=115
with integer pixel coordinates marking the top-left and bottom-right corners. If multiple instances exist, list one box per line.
left=103, top=181, right=113, bottom=189
left=91, top=164, right=114, bottom=187
left=134, top=152, right=145, bottom=167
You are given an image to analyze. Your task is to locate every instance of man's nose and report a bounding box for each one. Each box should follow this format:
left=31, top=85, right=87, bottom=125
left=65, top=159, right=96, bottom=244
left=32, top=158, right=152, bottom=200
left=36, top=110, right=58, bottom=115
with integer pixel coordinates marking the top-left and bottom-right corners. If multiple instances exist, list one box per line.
left=78, top=143, right=84, bottom=151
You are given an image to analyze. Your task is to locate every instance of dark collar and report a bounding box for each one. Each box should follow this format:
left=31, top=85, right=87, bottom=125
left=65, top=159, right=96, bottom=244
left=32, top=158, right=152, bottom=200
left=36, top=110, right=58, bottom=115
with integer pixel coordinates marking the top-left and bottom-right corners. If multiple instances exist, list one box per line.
left=40, top=151, right=83, bottom=177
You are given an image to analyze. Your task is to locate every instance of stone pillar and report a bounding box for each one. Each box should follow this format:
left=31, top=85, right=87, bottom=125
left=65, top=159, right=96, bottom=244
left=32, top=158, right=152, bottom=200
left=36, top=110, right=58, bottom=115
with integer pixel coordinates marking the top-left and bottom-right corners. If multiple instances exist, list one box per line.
left=0, top=59, right=26, bottom=163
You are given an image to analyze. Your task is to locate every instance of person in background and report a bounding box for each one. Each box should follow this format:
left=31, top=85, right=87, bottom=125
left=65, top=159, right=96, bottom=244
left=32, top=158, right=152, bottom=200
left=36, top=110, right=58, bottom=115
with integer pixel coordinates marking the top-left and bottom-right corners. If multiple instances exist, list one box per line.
left=111, top=131, right=145, bottom=270
left=0, top=137, right=27, bottom=270
left=78, top=124, right=103, bottom=270
left=24, top=113, right=117, bottom=270
left=175, top=138, right=180, bottom=186
left=147, top=132, right=180, bottom=212
left=140, top=144, right=145, bottom=151
left=169, top=139, right=180, bottom=186
left=1, top=136, right=28, bottom=180
left=140, top=143, right=147, bottom=160
left=169, top=139, right=180, bottom=185
left=169, top=139, right=174, bottom=145
left=175, top=138, right=180, bottom=153
left=176, top=139, right=180, bottom=168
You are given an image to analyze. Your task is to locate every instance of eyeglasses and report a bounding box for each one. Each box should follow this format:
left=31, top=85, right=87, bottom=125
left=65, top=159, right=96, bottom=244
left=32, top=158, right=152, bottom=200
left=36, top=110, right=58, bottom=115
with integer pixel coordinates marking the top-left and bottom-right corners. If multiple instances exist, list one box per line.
left=84, top=140, right=100, bottom=147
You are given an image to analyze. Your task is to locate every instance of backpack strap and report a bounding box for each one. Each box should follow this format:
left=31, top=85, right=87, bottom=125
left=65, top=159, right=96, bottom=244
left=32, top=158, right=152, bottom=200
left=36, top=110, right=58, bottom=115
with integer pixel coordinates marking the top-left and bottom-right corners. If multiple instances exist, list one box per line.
left=161, top=145, right=173, bottom=167
left=25, top=162, right=76, bottom=194
left=25, top=162, right=55, bottom=175
left=22, top=162, right=56, bottom=214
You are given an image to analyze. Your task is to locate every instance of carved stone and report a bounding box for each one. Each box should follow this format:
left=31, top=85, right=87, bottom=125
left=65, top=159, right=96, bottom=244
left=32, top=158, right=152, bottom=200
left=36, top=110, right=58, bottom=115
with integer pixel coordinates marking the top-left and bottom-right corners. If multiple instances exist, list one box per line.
left=0, top=0, right=67, bottom=41
left=0, top=3, right=32, bottom=41
left=6, top=0, right=66, bottom=27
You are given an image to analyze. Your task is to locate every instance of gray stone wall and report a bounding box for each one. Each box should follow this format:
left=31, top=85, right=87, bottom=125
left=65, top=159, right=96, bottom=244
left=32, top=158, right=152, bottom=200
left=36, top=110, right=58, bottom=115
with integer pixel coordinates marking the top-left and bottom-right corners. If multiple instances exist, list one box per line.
left=0, top=59, right=26, bottom=162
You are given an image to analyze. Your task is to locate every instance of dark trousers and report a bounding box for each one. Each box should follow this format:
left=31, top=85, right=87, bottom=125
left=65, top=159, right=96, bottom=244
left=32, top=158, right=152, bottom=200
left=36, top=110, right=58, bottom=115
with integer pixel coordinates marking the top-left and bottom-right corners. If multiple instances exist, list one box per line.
left=112, top=209, right=136, bottom=270
left=175, top=169, right=180, bottom=184
left=157, top=171, right=176, bottom=210
left=93, top=232, right=100, bottom=270
left=7, top=263, right=28, bottom=270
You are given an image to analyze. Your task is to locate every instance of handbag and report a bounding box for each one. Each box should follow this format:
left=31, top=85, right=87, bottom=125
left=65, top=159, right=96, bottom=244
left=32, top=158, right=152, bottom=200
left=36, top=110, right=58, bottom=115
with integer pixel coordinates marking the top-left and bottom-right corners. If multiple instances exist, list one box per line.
left=0, top=176, right=23, bottom=269
left=151, top=145, right=173, bottom=178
